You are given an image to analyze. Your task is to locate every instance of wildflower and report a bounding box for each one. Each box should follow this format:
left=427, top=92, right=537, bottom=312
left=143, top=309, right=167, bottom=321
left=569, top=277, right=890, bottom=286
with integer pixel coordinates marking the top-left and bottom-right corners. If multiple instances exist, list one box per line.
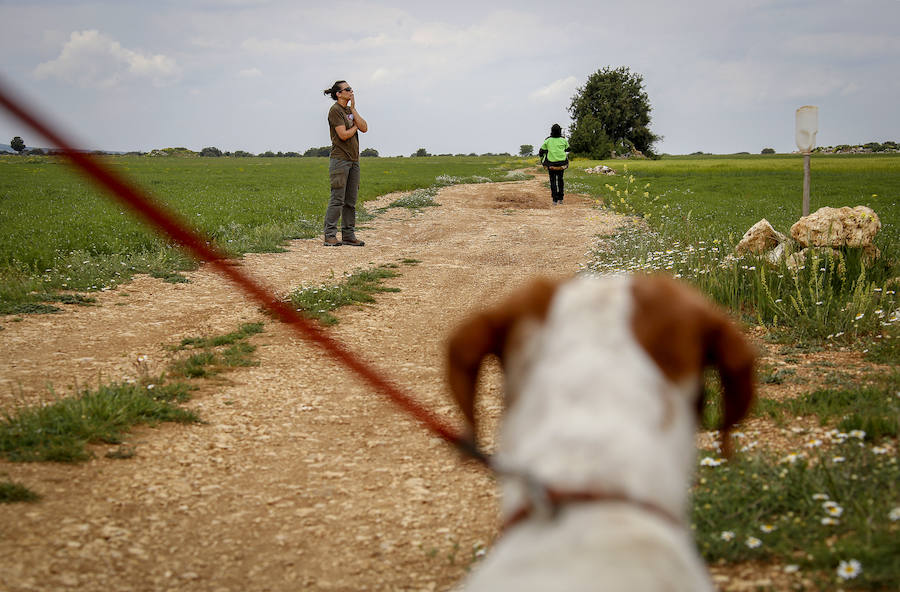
left=745, top=536, right=762, bottom=549
left=146, top=384, right=156, bottom=390
left=872, top=446, right=888, bottom=455
left=832, top=456, right=845, bottom=463
left=854, top=313, right=865, bottom=321
left=823, top=502, right=843, bottom=517
left=849, top=430, right=866, bottom=440
left=821, top=517, right=840, bottom=526
left=812, top=493, right=830, bottom=501
left=784, top=565, right=800, bottom=574
left=889, top=507, right=900, bottom=521
left=781, top=452, right=803, bottom=464
left=760, top=524, right=776, bottom=533
left=720, top=531, right=735, bottom=541
left=837, top=559, right=862, bottom=580
left=805, top=438, right=823, bottom=448
left=700, top=457, right=725, bottom=467
left=137, top=354, right=149, bottom=363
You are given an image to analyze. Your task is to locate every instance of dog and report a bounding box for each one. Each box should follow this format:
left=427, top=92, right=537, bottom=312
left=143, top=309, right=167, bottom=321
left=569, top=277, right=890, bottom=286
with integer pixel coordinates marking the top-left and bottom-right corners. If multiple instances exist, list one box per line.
left=447, top=274, right=755, bottom=591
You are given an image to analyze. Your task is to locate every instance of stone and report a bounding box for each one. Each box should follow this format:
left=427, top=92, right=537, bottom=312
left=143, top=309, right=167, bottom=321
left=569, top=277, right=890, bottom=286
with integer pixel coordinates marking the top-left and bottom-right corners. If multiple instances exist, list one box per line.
left=584, top=165, right=616, bottom=175
left=736, top=219, right=787, bottom=255
left=790, top=206, right=881, bottom=248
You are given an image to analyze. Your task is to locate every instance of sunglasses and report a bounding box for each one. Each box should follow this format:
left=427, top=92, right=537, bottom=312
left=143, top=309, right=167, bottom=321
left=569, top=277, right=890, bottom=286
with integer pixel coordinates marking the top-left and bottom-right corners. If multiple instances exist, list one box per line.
left=339, top=87, right=353, bottom=93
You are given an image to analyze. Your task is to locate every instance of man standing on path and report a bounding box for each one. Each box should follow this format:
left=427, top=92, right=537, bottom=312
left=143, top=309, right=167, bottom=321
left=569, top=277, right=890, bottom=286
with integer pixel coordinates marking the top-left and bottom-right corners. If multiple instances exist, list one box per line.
left=322, top=80, right=368, bottom=246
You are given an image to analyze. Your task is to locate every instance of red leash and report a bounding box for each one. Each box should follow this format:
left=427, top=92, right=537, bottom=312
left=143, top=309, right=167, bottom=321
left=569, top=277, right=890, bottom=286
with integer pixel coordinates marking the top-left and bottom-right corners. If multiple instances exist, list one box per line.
left=0, top=78, right=486, bottom=465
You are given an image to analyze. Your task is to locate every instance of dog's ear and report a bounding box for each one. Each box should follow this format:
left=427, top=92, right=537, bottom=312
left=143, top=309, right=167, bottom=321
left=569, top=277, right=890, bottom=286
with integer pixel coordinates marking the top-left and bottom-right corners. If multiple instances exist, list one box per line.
left=446, top=278, right=560, bottom=433
left=631, top=275, right=755, bottom=456
left=703, top=310, right=756, bottom=457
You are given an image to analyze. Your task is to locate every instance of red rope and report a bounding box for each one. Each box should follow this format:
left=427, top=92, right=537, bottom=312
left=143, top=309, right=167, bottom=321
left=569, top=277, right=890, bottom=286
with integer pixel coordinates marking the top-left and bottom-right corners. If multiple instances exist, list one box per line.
left=0, top=78, right=481, bottom=461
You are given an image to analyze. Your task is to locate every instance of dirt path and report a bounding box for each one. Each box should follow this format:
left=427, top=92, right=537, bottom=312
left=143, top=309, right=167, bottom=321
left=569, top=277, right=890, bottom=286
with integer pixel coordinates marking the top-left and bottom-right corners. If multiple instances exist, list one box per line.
left=0, top=172, right=624, bottom=591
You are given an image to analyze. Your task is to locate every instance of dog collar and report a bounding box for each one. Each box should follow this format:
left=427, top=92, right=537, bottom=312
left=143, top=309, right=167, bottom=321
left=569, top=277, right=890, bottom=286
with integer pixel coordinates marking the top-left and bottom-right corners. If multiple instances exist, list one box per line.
left=503, top=487, right=683, bottom=532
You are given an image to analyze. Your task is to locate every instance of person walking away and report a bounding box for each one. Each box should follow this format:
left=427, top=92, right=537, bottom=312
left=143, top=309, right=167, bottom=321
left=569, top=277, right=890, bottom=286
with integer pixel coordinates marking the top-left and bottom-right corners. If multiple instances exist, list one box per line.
left=322, top=80, right=368, bottom=246
left=538, top=124, right=571, bottom=205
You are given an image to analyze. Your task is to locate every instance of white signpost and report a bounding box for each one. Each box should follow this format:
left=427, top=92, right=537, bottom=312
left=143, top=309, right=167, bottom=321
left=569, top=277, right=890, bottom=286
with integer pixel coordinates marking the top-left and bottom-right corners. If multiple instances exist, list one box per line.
left=795, top=106, right=819, bottom=217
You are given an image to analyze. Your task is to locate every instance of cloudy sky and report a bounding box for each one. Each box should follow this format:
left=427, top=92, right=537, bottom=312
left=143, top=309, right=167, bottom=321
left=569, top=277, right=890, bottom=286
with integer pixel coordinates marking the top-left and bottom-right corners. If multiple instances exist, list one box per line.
left=1, top=0, right=898, bottom=156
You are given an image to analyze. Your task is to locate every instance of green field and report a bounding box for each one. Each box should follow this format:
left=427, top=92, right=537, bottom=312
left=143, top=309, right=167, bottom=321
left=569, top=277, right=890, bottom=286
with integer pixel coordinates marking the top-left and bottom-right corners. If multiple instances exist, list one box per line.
left=572, top=153, right=899, bottom=343
left=1, top=152, right=897, bottom=329
left=570, top=153, right=898, bottom=249
left=0, top=155, right=524, bottom=313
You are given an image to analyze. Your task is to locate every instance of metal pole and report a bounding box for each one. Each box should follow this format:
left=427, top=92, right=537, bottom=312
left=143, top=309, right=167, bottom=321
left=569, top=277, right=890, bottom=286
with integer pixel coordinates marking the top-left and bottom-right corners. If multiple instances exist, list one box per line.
left=802, top=152, right=811, bottom=217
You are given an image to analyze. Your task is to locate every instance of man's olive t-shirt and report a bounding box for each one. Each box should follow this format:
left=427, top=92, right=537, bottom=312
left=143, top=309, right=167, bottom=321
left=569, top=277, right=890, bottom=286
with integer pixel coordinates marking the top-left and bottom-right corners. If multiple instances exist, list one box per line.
left=328, top=102, right=359, bottom=161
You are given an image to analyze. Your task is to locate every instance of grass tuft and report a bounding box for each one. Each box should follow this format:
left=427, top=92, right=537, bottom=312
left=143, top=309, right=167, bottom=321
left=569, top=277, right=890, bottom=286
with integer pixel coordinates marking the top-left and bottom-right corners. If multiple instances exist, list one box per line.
left=0, top=381, right=199, bottom=462
left=288, top=264, right=403, bottom=325
left=759, top=371, right=899, bottom=441
left=0, top=479, right=40, bottom=503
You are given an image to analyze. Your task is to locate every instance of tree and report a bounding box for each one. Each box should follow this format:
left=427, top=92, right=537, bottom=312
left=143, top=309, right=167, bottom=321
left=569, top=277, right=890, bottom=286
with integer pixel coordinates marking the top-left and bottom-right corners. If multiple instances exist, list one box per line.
left=361, top=148, right=379, bottom=157
left=303, top=146, right=332, bottom=157
left=519, top=144, right=533, bottom=157
left=568, top=66, right=660, bottom=159
left=200, top=146, right=223, bottom=157
left=761, top=147, right=776, bottom=154
left=412, top=148, right=430, bottom=157
left=10, top=136, right=25, bottom=153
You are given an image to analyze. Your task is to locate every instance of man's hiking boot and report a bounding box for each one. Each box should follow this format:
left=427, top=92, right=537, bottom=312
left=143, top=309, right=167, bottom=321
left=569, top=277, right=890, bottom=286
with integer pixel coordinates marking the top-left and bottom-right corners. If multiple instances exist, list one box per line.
left=342, top=237, right=365, bottom=247
left=323, top=236, right=342, bottom=247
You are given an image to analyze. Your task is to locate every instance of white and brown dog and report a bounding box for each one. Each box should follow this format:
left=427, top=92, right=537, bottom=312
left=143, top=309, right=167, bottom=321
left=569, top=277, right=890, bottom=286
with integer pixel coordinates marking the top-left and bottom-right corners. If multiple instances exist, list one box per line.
left=447, top=274, right=755, bottom=591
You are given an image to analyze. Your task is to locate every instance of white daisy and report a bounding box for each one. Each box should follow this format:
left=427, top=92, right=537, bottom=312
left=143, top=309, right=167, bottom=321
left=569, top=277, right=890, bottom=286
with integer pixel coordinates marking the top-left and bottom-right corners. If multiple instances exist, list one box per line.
left=837, top=559, right=861, bottom=580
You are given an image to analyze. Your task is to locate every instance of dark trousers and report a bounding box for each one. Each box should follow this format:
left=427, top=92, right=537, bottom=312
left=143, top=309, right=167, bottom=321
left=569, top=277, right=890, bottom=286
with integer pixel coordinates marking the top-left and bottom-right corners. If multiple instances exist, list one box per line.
left=548, top=168, right=565, bottom=201
left=324, top=158, right=360, bottom=239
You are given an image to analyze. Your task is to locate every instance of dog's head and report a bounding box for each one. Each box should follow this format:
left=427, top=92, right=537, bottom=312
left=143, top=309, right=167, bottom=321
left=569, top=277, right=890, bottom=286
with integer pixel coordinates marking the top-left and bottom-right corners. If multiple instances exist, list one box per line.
left=446, top=275, right=756, bottom=455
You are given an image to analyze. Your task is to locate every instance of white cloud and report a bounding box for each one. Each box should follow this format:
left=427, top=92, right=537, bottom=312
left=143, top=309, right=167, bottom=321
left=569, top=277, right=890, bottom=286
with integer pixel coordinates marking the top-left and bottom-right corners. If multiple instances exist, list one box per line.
left=238, top=67, right=262, bottom=78
left=33, top=30, right=180, bottom=88
left=530, top=76, right=577, bottom=102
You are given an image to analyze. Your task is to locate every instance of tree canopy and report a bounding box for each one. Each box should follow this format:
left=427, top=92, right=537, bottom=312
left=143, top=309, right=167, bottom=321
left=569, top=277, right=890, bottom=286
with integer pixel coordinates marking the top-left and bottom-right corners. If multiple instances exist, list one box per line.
left=568, top=66, right=660, bottom=159
left=10, top=136, right=25, bottom=153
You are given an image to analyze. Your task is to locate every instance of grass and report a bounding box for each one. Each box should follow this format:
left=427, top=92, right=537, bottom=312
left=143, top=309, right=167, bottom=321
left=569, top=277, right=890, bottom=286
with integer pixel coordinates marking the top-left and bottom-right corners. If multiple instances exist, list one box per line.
left=0, top=479, right=40, bottom=503
left=758, top=371, right=899, bottom=441
left=174, top=321, right=264, bottom=350
left=694, top=441, right=899, bottom=590
left=387, top=187, right=441, bottom=210
left=288, top=263, right=407, bottom=325
left=577, top=154, right=899, bottom=345
left=0, top=381, right=199, bottom=462
left=0, top=322, right=264, bottom=463
left=168, top=322, right=264, bottom=378
left=0, top=155, right=524, bottom=313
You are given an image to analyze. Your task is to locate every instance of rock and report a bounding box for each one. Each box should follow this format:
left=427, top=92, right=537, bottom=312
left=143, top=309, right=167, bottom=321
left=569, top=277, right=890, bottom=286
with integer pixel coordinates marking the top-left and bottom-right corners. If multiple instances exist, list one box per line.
left=790, top=206, right=881, bottom=248
left=765, top=242, right=787, bottom=265
left=736, top=219, right=787, bottom=255
left=584, top=165, right=616, bottom=175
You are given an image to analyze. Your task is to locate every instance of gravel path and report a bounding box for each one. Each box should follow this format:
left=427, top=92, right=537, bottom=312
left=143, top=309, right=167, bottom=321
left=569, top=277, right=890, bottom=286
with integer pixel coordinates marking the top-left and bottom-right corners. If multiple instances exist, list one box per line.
left=0, top=171, right=623, bottom=591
